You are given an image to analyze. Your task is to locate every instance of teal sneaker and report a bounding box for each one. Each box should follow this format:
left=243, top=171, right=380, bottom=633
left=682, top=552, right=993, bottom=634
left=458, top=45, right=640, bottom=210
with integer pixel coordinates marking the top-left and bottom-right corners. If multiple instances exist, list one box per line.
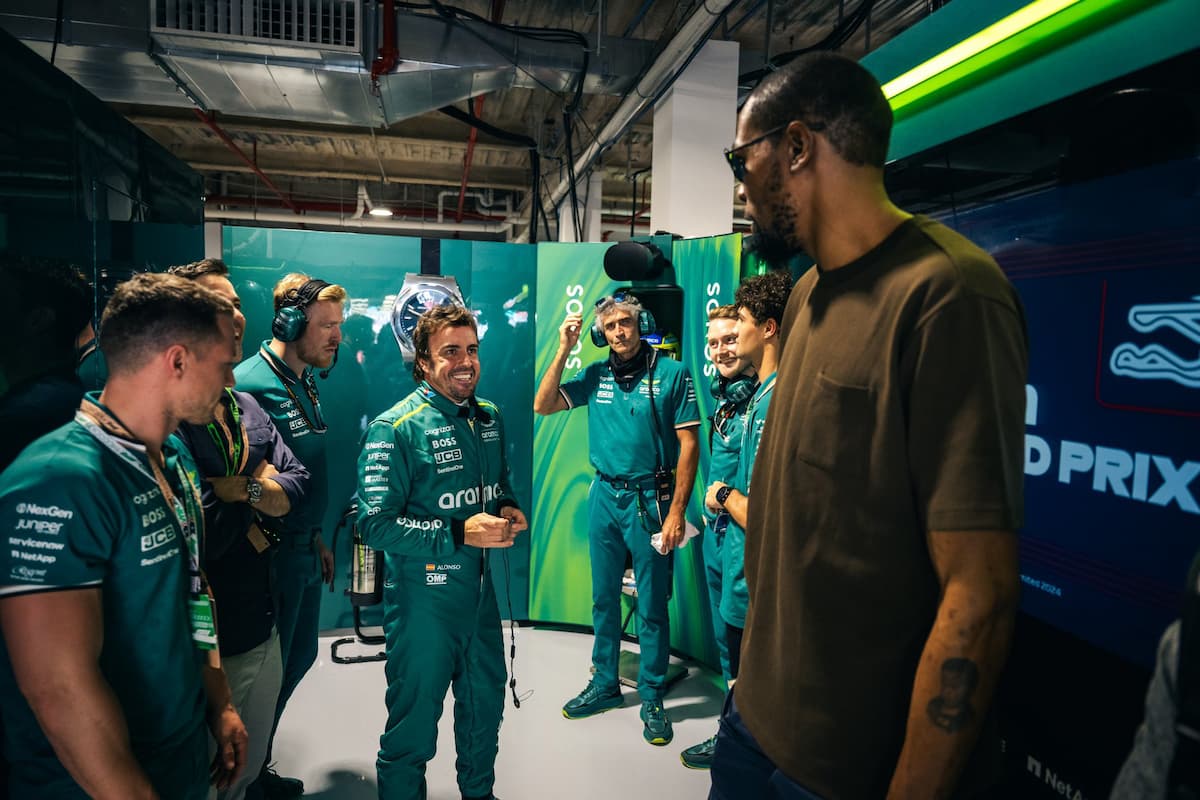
left=562, top=680, right=623, bottom=719
left=679, top=734, right=717, bottom=769
left=640, top=699, right=674, bottom=745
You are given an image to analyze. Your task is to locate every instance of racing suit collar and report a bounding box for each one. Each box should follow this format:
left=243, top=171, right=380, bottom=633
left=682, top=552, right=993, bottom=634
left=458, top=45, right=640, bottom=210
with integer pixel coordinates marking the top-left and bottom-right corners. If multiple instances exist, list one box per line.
left=417, top=381, right=493, bottom=424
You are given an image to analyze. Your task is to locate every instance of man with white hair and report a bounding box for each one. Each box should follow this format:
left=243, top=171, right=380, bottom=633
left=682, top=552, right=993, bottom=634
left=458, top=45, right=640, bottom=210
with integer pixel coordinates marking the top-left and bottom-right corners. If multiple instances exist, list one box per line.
left=535, top=291, right=700, bottom=747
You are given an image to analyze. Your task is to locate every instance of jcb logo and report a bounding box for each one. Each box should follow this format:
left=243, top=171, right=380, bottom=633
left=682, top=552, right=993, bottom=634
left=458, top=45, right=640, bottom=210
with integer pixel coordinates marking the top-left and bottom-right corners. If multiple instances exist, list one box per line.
left=140, top=527, right=176, bottom=552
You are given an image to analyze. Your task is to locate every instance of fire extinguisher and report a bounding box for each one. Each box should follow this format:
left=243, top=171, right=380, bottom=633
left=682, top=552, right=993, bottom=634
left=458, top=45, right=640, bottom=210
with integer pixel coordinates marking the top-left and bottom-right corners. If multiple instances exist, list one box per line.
left=335, top=501, right=382, bottom=607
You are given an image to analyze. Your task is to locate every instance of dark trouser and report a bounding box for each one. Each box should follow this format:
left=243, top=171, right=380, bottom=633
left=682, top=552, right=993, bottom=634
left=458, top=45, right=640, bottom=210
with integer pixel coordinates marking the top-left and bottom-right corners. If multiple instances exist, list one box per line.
left=266, top=539, right=323, bottom=758
left=710, top=691, right=823, bottom=800
left=725, top=624, right=744, bottom=681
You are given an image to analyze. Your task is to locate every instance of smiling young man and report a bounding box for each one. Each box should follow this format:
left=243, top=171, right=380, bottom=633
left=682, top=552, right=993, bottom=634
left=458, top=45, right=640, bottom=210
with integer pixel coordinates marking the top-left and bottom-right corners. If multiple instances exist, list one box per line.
left=233, top=272, right=345, bottom=798
left=534, top=293, right=700, bottom=748
left=0, top=272, right=247, bottom=799
left=709, top=53, right=1027, bottom=800
left=704, top=271, right=792, bottom=681
left=356, top=303, right=526, bottom=800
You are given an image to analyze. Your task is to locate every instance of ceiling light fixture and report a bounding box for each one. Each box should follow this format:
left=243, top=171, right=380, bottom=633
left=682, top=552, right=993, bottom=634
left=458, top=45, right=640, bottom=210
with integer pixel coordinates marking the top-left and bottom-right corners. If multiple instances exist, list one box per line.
left=368, top=205, right=394, bottom=217
left=881, top=0, right=1141, bottom=117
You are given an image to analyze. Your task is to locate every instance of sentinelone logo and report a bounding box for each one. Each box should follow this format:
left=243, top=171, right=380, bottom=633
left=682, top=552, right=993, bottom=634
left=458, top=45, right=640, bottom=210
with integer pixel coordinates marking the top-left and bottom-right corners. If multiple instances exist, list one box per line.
left=1109, top=295, right=1200, bottom=389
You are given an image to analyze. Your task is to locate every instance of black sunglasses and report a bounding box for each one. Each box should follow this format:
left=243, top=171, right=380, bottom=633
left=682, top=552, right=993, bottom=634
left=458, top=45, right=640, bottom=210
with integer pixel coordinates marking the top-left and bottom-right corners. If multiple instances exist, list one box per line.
left=723, top=123, right=789, bottom=182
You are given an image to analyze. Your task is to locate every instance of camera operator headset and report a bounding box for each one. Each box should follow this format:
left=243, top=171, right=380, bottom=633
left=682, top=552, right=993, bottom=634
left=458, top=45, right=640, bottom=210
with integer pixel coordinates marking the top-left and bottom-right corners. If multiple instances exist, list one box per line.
left=588, top=293, right=675, bottom=545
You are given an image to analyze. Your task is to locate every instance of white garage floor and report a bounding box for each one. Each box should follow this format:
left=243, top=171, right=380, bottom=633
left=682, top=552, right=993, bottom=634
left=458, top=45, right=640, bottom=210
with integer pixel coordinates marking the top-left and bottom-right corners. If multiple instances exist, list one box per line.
left=272, top=627, right=724, bottom=799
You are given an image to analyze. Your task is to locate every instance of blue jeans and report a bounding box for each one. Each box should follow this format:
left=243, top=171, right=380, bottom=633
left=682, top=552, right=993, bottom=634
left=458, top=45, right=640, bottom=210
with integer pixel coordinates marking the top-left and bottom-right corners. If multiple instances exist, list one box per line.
left=710, top=691, right=823, bottom=800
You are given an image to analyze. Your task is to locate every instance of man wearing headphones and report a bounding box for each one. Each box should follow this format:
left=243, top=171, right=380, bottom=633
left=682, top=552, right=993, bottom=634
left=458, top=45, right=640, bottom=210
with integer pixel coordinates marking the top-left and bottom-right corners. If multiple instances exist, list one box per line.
left=234, top=272, right=345, bottom=798
left=534, top=292, right=700, bottom=747
left=356, top=303, right=526, bottom=800
left=678, top=303, right=757, bottom=770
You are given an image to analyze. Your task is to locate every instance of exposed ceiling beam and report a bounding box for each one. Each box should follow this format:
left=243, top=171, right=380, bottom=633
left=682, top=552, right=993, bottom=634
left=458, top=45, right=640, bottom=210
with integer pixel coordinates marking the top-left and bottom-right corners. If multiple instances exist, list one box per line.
left=190, top=162, right=530, bottom=192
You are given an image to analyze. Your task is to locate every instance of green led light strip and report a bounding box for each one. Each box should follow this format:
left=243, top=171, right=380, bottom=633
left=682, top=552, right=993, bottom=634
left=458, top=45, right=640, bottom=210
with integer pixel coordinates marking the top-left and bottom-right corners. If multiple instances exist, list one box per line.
left=882, top=0, right=1140, bottom=115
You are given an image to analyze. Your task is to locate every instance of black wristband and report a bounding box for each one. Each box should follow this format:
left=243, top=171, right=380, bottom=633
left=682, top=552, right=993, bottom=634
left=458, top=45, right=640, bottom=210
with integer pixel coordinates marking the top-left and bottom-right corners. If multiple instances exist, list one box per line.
left=715, top=485, right=734, bottom=508
left=451, top=518, right=466, bottom=547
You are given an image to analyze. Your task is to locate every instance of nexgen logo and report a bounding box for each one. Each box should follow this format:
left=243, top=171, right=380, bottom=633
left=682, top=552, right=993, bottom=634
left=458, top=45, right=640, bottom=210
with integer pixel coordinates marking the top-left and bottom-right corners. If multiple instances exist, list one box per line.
left=437, top=482, right=502, bottom=510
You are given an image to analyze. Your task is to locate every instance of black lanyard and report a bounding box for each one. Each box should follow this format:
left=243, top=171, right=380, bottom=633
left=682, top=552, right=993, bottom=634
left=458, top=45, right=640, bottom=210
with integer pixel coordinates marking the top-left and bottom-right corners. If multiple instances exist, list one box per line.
left=259, top=345, right=327, bottom=434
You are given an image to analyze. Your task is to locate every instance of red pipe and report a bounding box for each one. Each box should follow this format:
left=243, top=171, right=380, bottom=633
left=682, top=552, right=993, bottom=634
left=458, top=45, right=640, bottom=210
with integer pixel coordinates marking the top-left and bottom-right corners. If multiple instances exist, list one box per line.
left=370, top=0, right=398, bottom=83
left=193, top=109, right=300, bottom=214
left=454, top=0, right=505, bottom=223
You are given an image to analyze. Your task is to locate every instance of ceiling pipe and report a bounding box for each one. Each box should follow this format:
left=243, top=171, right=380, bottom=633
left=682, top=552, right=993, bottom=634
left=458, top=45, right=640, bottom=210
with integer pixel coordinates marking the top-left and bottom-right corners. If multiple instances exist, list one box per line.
left=454, top=0, right=506, bottom=224
left=515, top=0, right=738, bottom=242
left=193, top=108, right=300, bottom=214
left=205, top=195, right=509, bottom=223
left=370, top=0, right=399, bottom=84
left=206, top=208, right=510, bottom=235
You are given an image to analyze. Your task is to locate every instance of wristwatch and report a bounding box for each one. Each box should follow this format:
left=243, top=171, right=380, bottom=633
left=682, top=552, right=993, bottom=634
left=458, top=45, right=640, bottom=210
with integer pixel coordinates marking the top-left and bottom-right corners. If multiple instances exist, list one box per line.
left=246, top=477, right=263, bottom=506
left=390, top=274, right=466, bottom=362
left=715, top=485, right=734, bottom=508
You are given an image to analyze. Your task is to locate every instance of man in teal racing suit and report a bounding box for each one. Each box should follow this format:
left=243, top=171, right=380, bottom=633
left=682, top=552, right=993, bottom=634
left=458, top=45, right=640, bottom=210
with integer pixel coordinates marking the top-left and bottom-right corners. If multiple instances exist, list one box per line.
left=356, top=303, right=527, bottom=800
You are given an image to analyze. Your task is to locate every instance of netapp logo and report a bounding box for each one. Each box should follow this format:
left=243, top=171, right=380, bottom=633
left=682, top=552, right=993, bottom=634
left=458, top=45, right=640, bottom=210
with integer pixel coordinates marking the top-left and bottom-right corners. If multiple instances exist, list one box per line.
left=437, top=482, right=502, bottom=510
left=14, top=503, right=74, bottom=519
left=1026, top=755, right=1085, bottom=800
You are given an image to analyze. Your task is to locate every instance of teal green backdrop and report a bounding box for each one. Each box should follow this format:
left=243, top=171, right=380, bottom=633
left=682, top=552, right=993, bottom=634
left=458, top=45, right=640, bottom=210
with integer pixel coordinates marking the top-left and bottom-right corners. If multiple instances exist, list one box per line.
left=223, top=227, right=536, bottom=629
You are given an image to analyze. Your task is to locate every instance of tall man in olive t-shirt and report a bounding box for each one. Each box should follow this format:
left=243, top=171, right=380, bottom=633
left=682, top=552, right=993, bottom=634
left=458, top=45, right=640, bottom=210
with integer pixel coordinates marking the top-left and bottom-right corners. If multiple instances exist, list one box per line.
left=710, top=53, right=1027, bottom=800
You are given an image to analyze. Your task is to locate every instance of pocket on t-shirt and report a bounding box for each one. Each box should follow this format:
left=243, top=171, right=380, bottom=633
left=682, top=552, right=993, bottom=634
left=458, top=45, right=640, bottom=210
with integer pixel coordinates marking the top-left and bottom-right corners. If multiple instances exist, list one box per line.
left=792, top=372, right=874, bottom=476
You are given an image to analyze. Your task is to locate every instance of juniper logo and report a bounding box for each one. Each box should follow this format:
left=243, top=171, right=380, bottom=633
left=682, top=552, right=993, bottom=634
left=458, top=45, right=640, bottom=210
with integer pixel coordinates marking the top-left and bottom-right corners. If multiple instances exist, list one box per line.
left=1109, top=296, right=1200, bottom=389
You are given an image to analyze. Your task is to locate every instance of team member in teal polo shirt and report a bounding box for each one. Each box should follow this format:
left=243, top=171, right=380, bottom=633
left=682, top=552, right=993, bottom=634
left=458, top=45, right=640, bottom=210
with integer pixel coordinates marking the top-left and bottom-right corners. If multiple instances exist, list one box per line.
left=0, top=273, right=247, bottom=799
left=233, top=272, right=345, bottom=798
left=357, top=303, right=526, bottom=800
left=679, top=304, right=756, bottom=771
left=706, top=271, right=793, bottom=675
left=535, top=292, right=700, bottom=747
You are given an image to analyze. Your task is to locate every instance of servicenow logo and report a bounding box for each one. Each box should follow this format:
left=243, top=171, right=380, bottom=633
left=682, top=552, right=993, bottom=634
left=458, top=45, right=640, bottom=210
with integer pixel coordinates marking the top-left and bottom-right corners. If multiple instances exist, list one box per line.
left=437, top=482, right=503, bottom=510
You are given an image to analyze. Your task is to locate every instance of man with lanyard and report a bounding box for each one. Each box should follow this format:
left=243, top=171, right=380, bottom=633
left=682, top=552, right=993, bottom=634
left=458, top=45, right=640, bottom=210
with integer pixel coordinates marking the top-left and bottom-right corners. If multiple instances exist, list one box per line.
left=705, top=271, right=793, bottom=678
left=356, top=303, right=526, bottom=800
left=535, top=292, right=701, bottom=747
left=233, top=271, right=345, bottom=798
left=679, top=304, right=757, bottom=770
left=171, top=260, right=312, bottom=800
left=0, top=272, right=247, bottom=798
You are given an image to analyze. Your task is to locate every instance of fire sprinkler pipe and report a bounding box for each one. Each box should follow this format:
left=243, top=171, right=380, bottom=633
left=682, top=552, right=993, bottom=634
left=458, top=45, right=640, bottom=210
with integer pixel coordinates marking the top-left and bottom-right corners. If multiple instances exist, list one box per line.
left=193, top=108, right=300, bottom=214
left=370, top=0, right=399, bottom=83
left=453, top=0, right=506, bottom=223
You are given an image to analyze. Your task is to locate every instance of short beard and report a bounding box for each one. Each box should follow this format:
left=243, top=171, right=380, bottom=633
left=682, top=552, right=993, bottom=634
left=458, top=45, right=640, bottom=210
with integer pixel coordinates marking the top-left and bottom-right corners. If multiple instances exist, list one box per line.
left=749, top=165, right=802, bottom=269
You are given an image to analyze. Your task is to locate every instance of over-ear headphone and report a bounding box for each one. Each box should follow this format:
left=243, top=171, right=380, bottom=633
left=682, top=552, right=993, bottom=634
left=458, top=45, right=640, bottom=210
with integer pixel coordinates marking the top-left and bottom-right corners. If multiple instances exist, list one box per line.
left=710, top=374, right=756, bottom=405
left=272, top=279, right=331, bottom=343
left=589, top=291, right=657, bottom=348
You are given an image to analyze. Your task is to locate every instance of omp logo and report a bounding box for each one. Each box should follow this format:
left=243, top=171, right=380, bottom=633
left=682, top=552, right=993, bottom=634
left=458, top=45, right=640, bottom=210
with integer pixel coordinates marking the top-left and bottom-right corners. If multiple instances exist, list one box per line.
left=437, top=482, right=502, bottom=510
left=1110, top=296, right=1200, bottom=388
left=15, top=503, right=74, bottom=519
left=434, top=449, right=462, bottom=464
left=426, top=573, right=448, bottom=585
left=140, top=526, right=176, bottom=552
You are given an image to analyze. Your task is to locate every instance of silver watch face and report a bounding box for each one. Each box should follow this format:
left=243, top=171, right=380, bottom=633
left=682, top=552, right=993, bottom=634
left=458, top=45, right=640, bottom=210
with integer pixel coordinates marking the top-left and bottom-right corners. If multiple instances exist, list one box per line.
left=390, top=279, right=464, bottom=361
